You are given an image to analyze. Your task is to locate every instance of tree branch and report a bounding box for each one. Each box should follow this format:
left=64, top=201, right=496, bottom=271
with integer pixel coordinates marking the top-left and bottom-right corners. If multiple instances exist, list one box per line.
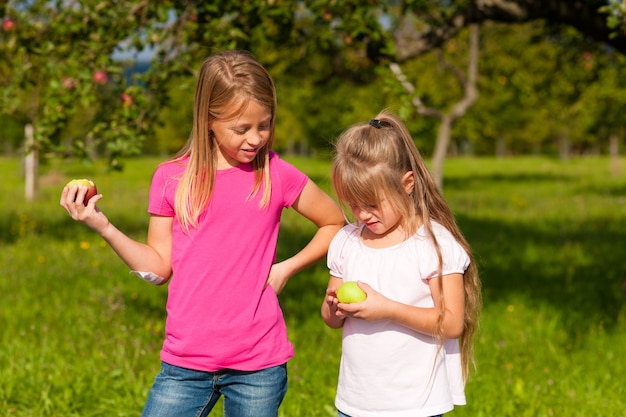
left=396, top=0, right=626, bottom=61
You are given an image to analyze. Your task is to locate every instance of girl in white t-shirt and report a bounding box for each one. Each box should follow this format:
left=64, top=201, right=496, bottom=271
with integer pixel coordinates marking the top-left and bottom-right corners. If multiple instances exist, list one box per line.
left=321, top=111, right=481, bottom=417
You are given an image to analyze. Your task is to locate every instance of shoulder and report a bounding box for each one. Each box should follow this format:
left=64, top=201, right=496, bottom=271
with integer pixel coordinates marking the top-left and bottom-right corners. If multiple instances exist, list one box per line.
left=149, top=157, right=188, bottom=199
left=268, top=151, right=304, bottom=175
left=430, top=220, right=457, bottom=241
left=413, top=220, right=470, bottom=275
left=327, top=223, right=361, bottom=274
left=267, top=151, right=309, bottom=204
left=415, top=220, right=455, bottom=243
left=153, top=156, right=188, bottom=178
left=412, top=220, right=467, bottom=259
left=330, top=223, right=361, bottom=250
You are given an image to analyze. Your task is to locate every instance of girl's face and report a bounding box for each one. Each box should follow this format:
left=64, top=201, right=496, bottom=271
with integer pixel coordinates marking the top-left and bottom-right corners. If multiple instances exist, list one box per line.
left=346, top=172, right=414, bottom=245
left=211, top=100, right=272, bottom=169
left=350, top=197, right=404, bottom=243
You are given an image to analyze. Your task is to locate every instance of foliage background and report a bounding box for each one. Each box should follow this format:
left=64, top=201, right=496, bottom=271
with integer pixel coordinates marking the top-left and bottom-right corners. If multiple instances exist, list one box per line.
left=2, top=1, right=626, bottom=416
left=3, top=2, right=626, bottom=163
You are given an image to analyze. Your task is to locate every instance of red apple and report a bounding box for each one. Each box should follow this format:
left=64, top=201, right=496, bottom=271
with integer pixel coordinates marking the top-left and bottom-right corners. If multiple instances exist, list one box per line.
left=337, top=282, right=367, bottom=304
left=92, top=71, right=108, bottom=85
left=65, top=178, right=98, bottom=205
left=62, top=77, right=77, bottom=90
left=3, top=18, right=16, bottom=32
left=120, top=92, right=133, bottom=107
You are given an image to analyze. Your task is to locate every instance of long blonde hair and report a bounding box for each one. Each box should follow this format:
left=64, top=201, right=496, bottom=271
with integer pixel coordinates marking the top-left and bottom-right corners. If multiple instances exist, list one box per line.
left=172, top=50, right=276, bottom=233
left=331, top=111, right=481, bottom=381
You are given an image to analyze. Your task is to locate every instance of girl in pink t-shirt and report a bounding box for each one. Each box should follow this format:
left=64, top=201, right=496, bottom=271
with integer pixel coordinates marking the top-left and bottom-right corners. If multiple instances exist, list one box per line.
left=321, top=111, right=482, bottom=417
left=61, top=50, right=344, bottom=417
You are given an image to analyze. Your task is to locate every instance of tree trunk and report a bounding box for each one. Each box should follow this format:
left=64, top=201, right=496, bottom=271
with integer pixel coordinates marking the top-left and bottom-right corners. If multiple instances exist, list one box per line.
left=496, top=137, right=507, bottom=157
left=609, top=134, right=619, bottom=176
left=390, top=24, right=480, bottom=191
left=24, top=124, right=38, bottom=201
left=558, top=134, right=570, bottom=160
left=431, top=115, right=452, bottom=190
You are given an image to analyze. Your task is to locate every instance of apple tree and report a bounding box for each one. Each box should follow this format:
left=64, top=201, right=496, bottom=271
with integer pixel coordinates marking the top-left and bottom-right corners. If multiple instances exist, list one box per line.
left=0, top=1, right=171, bottom=199
left=0, top=0, right=302, bottom=199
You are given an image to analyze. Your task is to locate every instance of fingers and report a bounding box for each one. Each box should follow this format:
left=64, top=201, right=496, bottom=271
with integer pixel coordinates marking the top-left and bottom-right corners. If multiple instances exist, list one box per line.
left=60, top=185, right=101, bottom=220
left=61, top=184, right=83, bottom=207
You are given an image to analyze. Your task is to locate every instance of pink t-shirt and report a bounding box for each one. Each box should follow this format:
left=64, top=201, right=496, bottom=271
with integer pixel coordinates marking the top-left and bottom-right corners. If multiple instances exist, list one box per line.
left=148, top=151, right=308, bottom=372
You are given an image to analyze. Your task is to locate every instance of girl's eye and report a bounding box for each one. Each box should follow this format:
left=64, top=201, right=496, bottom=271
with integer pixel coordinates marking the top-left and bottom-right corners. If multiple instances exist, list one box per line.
left=350, top=203, right=377, bottom=211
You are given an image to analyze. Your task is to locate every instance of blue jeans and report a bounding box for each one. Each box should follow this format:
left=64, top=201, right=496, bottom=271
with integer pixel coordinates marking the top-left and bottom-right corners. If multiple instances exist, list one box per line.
left=141, top=361, right=288, bottom=417
left=339, top=411, right=442, bottom=417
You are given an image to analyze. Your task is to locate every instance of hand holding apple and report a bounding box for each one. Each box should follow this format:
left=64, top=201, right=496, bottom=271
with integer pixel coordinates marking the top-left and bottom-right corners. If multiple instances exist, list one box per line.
left=65, top=178, right=98, bottom=205
left=337, top=281, right=367, bottom=304
left=60, top=178, right=111, bottom=234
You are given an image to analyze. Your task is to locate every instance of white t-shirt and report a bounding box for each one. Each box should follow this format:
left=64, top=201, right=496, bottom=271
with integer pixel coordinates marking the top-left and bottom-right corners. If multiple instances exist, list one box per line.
left=327, top=221, right=470, bottom=417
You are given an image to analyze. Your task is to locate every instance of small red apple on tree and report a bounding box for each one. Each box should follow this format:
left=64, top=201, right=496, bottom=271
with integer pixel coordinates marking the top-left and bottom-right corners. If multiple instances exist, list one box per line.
left=65, top=179, right=98, bottom=205
left=3, top=18, right=16, bottom=32
left=121, top=92, right=133, bottom=107
left=92, top=71, right=108, bottom=85
left=62, top=77, right=77, bottom=90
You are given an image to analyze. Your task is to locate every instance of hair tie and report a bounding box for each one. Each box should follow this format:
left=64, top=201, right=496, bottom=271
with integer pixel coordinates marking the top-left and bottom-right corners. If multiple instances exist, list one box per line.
left=369, top=119, right=382, bottom=129
left=369, top=119, right=381, bottom=129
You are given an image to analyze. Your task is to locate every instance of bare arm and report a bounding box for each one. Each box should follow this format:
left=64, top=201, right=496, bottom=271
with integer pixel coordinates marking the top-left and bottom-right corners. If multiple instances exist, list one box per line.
left=337, top=274, right=466, bottom=339
left=266, top=179, right=345, bottom=294
left=60, top=184, right=173, bottom=282
left=321, top=276, right=345, bottom=329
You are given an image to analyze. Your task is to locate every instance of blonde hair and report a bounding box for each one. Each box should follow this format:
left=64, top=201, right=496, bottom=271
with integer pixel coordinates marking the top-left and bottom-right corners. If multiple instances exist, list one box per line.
left=332, top=111, right=481, bottom=381
left=172, top=50, right=276, bottom=233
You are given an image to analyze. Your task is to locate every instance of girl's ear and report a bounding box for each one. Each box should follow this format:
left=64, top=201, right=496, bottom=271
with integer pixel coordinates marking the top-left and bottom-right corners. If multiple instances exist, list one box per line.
left=402, top=171, right=415, bottom=194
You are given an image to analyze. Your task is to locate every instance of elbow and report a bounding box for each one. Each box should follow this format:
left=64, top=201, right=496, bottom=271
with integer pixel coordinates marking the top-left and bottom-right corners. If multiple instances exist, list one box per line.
left=329, top=206, right=347, bottom=229
left=156, top=275, right=172, bottom=286
left=441, top=314, right=465, bottom=339
left=329, top=216, right=347, bottom=230
left=443, top=327, right=464, bottom=339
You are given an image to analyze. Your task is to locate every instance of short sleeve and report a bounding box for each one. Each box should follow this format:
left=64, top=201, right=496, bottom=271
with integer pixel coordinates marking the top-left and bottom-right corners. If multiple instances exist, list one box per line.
left=417, top=223, right=470, bottom=280
left=270, top=152, right=309, bottom=208
left=327, top=224, right=359, bottom=278
left=148, top=162, right=179, bottom=217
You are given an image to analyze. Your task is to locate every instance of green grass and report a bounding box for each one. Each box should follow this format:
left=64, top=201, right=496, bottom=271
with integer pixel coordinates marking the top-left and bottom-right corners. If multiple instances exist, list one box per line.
left=1, top=155, right=625, bottom=416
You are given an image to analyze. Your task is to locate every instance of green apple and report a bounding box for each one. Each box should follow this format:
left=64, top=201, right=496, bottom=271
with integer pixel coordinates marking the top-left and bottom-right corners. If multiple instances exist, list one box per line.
left=65, top=178, right=98, bottom=205
left=337, top=281, right=367, bottom=303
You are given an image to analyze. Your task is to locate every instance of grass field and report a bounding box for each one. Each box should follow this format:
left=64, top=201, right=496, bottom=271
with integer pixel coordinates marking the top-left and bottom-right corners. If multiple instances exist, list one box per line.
left=0, top=155, right=625, bottom=416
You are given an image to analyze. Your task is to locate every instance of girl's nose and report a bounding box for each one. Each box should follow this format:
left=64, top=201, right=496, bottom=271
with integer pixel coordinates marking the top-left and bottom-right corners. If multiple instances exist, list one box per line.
left=248, top=130, right=264, bottom=145
left=353, top=207, right=370, bottom=222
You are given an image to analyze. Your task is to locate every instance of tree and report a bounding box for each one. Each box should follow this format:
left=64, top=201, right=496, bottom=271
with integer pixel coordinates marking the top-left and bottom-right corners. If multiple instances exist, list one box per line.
left=3, top=0, right=626, bottom=200
left=392, top=0, right=626, bottom=61
left=450, top=19, right=624, bottom=158
left=0, top=1, right=171, bottom=199
left=390, top=24, right=479, bottom=190
left=0, top=0, right=302, bottom=199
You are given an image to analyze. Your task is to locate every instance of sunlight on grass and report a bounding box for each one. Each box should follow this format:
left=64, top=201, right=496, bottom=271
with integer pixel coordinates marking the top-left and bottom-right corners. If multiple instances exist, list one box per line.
left=1, top=155, right=625, bottom=416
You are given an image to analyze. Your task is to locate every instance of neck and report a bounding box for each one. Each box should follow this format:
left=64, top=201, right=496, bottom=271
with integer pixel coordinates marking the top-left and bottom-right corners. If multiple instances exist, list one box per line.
left=360, top=222, right=407, bottom=248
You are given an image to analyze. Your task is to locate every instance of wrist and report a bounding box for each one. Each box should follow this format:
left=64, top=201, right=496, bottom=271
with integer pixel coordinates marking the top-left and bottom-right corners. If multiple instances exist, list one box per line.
left=98, top=221, right=116, bottom=241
